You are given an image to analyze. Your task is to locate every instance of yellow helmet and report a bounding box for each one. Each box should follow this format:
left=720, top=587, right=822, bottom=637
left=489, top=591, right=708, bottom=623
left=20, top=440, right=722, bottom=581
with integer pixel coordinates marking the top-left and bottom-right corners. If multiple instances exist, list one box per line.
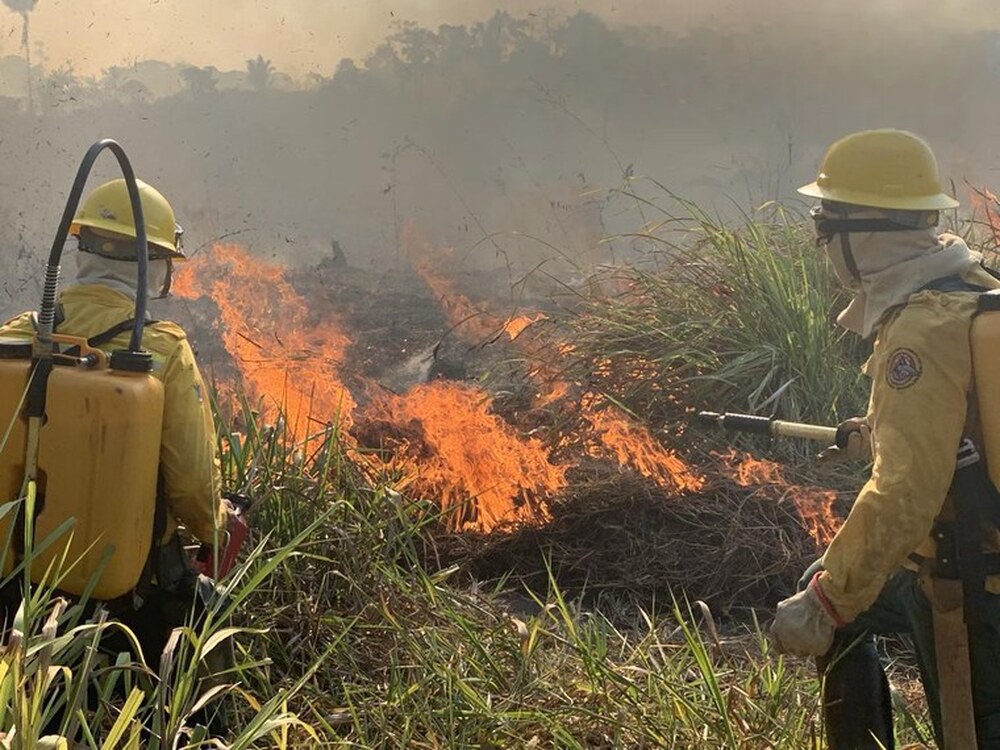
left=798, top=129, right=959, bottom=211
left=70, top=178, right=185, bottom=260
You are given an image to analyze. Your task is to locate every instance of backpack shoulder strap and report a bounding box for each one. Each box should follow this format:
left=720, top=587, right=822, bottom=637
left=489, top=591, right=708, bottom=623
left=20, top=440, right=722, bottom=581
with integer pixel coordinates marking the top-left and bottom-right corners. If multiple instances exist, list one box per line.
left=918, top=274, right=991, bottom=295
left=87, top=318, right=159, bottom=349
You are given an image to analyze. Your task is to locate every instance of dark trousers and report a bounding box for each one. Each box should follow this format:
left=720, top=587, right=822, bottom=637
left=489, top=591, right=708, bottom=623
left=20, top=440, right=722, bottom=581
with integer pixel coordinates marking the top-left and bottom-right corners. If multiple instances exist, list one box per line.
left=802, top=561, right=1000, bottom=748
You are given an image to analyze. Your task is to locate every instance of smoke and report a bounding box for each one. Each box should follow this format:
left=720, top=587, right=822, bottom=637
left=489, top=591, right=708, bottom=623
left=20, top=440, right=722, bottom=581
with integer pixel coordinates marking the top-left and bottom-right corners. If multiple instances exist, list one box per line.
left=3, top=0, right=998, bottom=78
left=1, top=3, right=999, bottom=314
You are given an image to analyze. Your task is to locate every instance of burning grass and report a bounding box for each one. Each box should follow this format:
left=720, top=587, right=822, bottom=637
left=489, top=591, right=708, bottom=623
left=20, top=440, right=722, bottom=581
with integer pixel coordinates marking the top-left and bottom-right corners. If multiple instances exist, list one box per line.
left=220, top=404, right=932, bottom=747
left=168, top=208, right=859, bottom=610
left=436, top=456, right=842, bottom=618
left=1, top=197, right=948, bottom=745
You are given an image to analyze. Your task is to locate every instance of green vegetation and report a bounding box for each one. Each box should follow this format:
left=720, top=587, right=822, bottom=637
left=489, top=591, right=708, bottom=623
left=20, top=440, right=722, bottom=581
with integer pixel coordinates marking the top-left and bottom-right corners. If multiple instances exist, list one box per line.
left=564, top=193, right=870, bottom=466
left=0, top=198, right=964, bottom=746
left=0, top=402, right=935, bottom=746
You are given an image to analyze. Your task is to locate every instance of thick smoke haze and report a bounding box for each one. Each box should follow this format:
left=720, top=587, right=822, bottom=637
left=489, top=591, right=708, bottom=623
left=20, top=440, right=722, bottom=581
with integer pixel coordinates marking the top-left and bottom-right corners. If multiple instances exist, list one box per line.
left=0, top=2, right=999, bottom=312
left=2, top=0, right=998, bottom=77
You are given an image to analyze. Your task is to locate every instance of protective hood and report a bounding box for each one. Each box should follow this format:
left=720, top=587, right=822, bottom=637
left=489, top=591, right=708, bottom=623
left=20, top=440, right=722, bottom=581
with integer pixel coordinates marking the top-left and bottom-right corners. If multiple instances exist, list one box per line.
left=72, top=247, right=170, bottom=309
left=827, top=226, right=980, bottom=337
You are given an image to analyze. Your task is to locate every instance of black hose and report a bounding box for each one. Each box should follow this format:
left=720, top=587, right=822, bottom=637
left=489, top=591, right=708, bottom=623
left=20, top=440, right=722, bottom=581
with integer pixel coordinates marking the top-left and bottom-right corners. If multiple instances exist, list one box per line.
left=39, top=138, right=149, bottom=354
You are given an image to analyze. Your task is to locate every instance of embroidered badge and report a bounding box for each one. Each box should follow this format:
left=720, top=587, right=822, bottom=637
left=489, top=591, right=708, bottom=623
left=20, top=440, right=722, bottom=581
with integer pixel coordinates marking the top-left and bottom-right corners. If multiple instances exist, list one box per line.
left=886, top=348, right=922, bottom=389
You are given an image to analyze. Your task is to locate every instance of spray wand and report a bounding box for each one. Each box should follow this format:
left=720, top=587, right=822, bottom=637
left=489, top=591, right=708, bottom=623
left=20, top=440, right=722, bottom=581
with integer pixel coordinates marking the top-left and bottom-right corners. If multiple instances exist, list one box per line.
left=696, top=411, right=847, bottom=446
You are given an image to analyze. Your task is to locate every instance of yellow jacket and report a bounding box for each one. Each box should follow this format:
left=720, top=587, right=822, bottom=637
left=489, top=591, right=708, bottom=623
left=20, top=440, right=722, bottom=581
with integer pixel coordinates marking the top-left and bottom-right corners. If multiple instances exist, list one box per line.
left=0, top=285, right=224, bottom=545
left=819, top=266, right=1000, bottom=622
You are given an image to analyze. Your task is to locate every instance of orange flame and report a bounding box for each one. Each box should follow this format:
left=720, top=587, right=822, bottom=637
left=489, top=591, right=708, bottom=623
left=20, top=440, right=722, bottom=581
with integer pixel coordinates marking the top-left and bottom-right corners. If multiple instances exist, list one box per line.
left=175, top=242, right=568, bottom=532
left=503, top=313, right=546, bottom=341
left=174, top=235, right=831, bottom=546
left=580, top=395, right=704, bottom=493
left=725, top=452, right=841, bottom=547
left=174, top=244, right=355, bottom=441
left=967, top=184, right=1000, bottom=248
left=402, top=224, right=706, bottom=496
left=366, top=382, right=562, bottom=530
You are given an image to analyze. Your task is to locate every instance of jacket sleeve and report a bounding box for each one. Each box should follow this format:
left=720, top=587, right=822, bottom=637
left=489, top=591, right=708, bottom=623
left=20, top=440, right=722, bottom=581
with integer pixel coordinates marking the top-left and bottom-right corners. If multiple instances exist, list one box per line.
left=818, top=296, right=972, bottom=622
left=159, top=338, right=225, bottom=544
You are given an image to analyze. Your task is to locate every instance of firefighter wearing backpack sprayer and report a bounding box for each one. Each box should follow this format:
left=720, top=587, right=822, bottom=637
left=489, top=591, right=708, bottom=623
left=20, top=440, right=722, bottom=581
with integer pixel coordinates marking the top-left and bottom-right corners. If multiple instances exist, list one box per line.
left=769, top=129, right=1000, bottom=748
left=0, top=179, right=231, bottom=690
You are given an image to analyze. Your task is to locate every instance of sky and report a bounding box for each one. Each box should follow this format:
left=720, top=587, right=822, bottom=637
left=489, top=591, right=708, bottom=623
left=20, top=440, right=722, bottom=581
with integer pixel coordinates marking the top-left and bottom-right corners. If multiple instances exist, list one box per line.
left=0, top=1, right=658, bottom=78
left=5, top=0, right=996, bottom=80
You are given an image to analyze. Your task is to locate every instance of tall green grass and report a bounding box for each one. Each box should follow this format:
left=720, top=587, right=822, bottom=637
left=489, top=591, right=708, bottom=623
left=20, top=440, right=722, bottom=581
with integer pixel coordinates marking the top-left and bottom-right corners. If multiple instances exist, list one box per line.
left=0, top=379, right=934, bottom=747
left=205, top=394, right=933, bottom=747
left=0, top=194, right=956, bottom=745
left=562, top=195, right=870, bottom=463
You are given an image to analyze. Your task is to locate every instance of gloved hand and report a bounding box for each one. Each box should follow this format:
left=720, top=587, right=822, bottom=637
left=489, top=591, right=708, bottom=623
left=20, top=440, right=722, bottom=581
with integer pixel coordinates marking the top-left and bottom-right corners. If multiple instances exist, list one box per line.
left=770, top=572, right=843, bottom=656
left=816, top=417, right=872, bottom=464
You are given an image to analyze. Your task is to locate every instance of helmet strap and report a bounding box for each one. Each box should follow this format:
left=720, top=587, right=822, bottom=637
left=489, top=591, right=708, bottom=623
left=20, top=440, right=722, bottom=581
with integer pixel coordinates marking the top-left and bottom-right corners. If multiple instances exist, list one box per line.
left=157, top=259, right=173, bottom=299
left=838, top=232, right=861, bottom=282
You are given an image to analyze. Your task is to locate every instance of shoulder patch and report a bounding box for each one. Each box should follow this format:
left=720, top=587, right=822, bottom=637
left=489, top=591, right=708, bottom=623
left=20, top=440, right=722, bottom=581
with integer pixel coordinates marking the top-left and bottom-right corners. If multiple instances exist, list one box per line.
left=886, top=348, right=922, bottom=389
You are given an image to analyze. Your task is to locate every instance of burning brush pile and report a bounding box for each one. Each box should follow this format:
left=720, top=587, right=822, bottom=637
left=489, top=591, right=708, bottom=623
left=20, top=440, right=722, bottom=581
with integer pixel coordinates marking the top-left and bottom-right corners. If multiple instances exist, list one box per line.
left=168, top=225, right=848, bottom=617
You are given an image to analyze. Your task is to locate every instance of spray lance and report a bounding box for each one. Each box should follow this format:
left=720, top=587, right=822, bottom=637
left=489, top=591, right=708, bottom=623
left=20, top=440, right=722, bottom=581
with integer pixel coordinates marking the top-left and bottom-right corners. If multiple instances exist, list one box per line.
left=696, top=411, right=845, bottom=447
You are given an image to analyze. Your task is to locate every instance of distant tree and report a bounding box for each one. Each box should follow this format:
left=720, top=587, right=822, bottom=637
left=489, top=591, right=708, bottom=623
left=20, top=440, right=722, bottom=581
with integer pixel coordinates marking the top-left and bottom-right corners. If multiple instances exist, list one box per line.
left=393, top=21, right=436, bottom=66
left=330, top=58, right=360, bottom=90
left=3, top=0, right=38, bottom=109
left=180, top=65, right=218, bottom=98
left=38, top=64, right=81, bottom=109
left=305, top=71, right=329, bottom=89
left=99, top=64, right=133, bottom=101
left=119, top=78, right=151, bottom=104
left=246, top=54, right=274, bottom=92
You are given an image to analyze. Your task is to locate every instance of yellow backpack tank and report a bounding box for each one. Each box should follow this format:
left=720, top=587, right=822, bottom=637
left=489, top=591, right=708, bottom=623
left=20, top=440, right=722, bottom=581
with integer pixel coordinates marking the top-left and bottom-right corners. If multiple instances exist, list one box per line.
left=1, top=138, right=172, bottom=602
left=0, top=336, right=163, bottom=600
left=972, top=290, right=1000, bottom=491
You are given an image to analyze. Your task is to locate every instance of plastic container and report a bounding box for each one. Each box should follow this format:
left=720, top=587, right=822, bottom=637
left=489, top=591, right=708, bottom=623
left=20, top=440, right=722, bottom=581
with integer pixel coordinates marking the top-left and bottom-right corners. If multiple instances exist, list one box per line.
left=972, top=290, right=1000, bottom=490
left=0, top=339, right=163, bottom=599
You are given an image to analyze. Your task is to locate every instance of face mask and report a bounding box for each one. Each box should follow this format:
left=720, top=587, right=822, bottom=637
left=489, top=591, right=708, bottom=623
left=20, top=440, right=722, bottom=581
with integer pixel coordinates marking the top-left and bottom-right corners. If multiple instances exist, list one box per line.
left=822, top=235, right=861, bottom=290
left=75, top=251, right=172, bottom=304
left=148, top=259, right=173, bottom=299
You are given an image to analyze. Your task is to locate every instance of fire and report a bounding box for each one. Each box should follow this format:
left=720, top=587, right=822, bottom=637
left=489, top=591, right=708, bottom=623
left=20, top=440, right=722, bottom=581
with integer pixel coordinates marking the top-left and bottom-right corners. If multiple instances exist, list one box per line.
left=175, top=242, right=566, bottom=532
left=173, top=244, right=356, bottom=441
left=725, top=452, right=841, bottom=547
left=403, top=224, right=545, bottom=347
left=365, top=382, right=563, bottom=531
left=401, top=225, right=706, bottom=495
left=580, top=395, right=704, bottom=493
left=503, top=313, right=546, bottom=341
left=174, top=234, right=832, bottom=547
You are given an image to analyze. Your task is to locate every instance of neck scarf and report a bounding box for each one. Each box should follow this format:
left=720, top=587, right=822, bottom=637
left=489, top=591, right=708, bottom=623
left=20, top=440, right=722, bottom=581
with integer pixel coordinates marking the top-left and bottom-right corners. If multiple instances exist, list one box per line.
left=828, top=229, right=980, bottom=337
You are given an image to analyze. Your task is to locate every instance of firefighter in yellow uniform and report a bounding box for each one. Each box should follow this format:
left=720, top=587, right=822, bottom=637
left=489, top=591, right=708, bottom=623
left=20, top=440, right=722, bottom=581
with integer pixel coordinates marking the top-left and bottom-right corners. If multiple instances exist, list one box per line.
left=0, top=180, right=228, bottom=725
left=770, top=130, right=1000, bottom=748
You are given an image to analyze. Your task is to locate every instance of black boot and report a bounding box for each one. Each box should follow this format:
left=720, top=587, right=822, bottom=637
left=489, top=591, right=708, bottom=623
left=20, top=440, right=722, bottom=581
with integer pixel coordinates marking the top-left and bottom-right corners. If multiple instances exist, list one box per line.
left=820, top=639, right=895, bottom=750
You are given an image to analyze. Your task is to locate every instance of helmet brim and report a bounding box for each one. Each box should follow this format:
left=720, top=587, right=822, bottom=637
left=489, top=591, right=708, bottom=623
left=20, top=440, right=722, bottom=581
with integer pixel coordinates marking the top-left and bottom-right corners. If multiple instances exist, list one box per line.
left=797, top=181, right=959, bottom=211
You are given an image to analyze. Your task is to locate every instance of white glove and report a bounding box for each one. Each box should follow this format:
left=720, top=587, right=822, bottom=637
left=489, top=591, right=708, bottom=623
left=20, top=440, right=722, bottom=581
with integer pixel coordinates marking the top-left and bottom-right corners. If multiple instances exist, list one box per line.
left=770, top=573, right=842, bottom=657
left=816, top=417, right=872, bottom=464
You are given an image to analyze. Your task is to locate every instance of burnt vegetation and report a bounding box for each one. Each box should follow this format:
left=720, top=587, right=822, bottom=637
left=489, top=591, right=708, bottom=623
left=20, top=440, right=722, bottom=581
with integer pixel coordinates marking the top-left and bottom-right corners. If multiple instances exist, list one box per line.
left=2, top=5, right=997, bottom=745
